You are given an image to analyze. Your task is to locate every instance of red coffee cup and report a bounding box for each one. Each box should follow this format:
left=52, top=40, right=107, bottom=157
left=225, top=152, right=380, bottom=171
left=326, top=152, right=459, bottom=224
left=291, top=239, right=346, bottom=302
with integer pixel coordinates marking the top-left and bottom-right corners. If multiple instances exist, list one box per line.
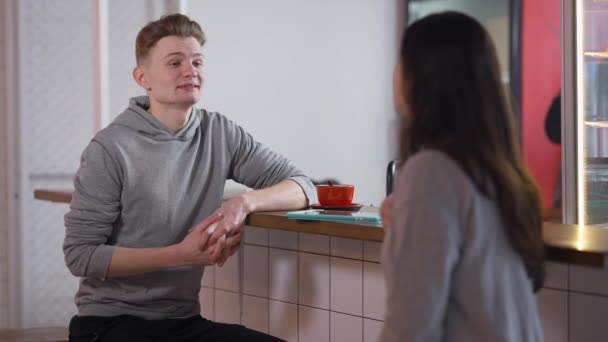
left=316, top=184, right=355, bottom=206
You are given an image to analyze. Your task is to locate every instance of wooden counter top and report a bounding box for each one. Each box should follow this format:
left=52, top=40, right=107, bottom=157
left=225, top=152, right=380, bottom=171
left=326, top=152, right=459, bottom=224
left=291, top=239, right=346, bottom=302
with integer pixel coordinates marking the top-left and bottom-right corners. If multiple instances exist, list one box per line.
left=0, top=326, right=68, bottom=341
left=247, top=209, right=384, bottom=242
left=33, top=189, right=608, bottom=268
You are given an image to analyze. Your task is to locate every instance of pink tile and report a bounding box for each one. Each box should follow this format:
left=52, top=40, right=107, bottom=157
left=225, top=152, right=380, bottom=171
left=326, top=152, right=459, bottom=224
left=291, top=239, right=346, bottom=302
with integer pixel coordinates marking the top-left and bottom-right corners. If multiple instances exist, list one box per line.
left=244, top=226, right=268, bottom=246
left=569, top=292, right=608, bottom=342
left=214, top=250, right=240, bottom=292
left=363, top=262, right=385, bottom=320
left=214, top=290, right=240, bottom=324
left=363, top=319, right=383, bottom=342
left=299, top=306, right=329, bottom=342
left=200, top=288, right=214, bottom=320
left=330, top=257, right=363, bottom=316
left=299, top=233, right=329, bottom=255
left=201, top=265, right=214, bottom=288
left=269, top=248, right=299, bottom=304
left=244, top=245, right=268, bottom=297
left=570, top=264, right=608, bottom=295
left=331, top=237, right=362, bottom=259
left=331, top=312, right=362, bottom=342
left=537, top=289, right=567, bottom=342
left=242, top=295, right=269, bottom=334
left=269, top=300, right=298, bottom=341
left=299, top=252, right=330, bottom=309
left=363, top=241, right=381, bottom=263
left=269, top=230, right=298, bottom=250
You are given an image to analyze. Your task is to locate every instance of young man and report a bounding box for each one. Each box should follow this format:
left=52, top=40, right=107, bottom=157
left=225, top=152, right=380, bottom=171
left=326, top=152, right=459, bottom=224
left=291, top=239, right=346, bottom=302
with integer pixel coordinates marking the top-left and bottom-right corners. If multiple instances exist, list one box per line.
left=64, top=13, right=314, bottom=342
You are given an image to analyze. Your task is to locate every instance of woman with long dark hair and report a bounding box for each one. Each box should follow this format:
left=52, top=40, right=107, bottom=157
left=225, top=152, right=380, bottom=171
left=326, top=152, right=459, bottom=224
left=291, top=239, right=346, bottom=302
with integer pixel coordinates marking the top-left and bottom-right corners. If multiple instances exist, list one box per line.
left=380, top=12, right=545, bottom=341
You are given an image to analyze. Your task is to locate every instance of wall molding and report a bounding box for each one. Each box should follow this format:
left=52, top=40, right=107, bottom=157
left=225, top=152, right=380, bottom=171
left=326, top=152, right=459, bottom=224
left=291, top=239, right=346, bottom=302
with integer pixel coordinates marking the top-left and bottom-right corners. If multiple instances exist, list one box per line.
left=2, top=0, right=22, bottom=328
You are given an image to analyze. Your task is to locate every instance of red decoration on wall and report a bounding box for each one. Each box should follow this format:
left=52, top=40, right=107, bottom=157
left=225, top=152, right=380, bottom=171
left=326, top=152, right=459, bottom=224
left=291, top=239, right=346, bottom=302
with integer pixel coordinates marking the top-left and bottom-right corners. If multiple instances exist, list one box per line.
left=521, top=0, right=561, bottom=209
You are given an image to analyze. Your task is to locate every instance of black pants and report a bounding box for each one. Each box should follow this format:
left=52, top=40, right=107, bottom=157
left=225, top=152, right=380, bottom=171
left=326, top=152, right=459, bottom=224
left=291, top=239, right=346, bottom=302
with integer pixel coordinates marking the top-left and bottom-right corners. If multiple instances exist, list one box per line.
left=68, top=315, right=285, bottom=342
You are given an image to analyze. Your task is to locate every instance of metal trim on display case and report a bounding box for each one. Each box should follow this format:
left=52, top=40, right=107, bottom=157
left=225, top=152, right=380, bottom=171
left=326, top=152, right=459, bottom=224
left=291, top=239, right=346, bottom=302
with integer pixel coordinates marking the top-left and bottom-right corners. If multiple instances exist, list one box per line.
left=561, top=0, right=580, bottom=225
left=510, top=0, right=523, bottom=140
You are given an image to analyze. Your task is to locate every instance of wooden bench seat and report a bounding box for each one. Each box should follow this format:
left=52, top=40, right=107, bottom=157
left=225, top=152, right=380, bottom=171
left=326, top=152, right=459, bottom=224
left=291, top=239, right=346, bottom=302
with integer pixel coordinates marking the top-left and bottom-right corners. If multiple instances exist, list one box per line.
left=0, top=327, right=68, bottom=342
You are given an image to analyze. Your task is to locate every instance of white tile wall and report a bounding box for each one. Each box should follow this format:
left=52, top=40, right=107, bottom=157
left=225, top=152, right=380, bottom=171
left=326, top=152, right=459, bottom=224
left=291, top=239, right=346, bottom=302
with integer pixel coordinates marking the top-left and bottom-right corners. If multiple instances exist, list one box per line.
left=299, top=306, right=330, bottom=342
left=570, top=292, right=608, bottom=342
left=214, top=250, right=240, bottom=292
left=537, top=289, right=567, bottom=342
left=299, top=252, right=330, bottom=310
left=363, top=262, right=385, bottom=320
left=269, top=230, right=299, bottom=250
left=244, top=245, right=269, bottom=297
left=242, top=295, right=269, bottom=334
left=214, top=290, right=240, bottom=325
left=200, top=288, right=214, bottom=320
left=269, top=248, right=299, bottom=304
left=299, top=233, right=329, bottom=255
left=330, top=312, right=363, bottom=342
left=363, top=242, right=382, bottom=263
left=270, top=300, right=299, bottom=342
left=363, top=319, right=383, bottom=342
left=245, top=226, right=269, bottom=246
left=331, top=237, right=363, bottom=260
left=330, top=257, right=363, bottom=316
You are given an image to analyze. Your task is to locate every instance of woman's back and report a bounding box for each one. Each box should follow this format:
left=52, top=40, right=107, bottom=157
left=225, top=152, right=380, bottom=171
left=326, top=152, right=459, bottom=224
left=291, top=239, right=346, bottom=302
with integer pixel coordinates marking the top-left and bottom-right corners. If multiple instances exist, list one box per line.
left=381, top=150, right=543, bottom=342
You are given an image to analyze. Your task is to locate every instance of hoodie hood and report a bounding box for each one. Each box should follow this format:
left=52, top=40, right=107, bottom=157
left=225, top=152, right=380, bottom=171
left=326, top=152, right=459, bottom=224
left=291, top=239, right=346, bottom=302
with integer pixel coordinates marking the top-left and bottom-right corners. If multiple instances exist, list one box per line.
left=111, top=96, right=201, bottom=141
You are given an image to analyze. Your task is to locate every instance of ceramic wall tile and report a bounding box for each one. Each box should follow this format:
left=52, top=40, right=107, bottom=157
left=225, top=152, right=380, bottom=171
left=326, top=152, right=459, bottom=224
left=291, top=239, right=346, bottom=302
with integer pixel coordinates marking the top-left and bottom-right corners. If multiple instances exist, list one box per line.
left=299, top=252, right=330, bottom=310
left=330, top=257, right=363, bottom=316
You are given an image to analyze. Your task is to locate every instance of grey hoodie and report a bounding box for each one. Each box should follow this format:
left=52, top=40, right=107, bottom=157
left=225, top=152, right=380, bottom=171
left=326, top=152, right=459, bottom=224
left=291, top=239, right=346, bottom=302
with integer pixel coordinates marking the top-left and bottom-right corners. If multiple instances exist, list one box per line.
left=64, top=96, right=315, bottom=319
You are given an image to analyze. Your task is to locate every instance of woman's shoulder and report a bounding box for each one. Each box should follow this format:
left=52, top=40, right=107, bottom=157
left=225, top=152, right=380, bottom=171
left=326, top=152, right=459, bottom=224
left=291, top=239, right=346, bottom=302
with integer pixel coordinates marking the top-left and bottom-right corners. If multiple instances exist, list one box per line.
left=399, top=149, right=474, bottom=196
left=403, top=149, right=464, bottom=177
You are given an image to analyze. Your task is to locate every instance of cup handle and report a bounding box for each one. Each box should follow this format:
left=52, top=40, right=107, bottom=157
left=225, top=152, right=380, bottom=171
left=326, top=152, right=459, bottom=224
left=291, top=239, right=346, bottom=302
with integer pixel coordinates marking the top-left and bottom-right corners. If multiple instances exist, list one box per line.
left=386, top=159, right=398, bottom=196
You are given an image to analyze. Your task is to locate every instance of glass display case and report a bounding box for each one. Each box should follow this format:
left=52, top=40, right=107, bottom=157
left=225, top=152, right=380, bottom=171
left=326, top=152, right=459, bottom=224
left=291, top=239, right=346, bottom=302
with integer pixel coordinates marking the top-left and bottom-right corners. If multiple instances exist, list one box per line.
left=563, top=0, right=608, bottom=227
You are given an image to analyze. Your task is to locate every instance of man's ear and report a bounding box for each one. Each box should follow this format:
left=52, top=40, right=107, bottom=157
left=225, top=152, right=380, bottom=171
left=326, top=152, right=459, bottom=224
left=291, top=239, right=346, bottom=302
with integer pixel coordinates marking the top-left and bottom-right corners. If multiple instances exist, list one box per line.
left=133, top=66, right=151, bottom=91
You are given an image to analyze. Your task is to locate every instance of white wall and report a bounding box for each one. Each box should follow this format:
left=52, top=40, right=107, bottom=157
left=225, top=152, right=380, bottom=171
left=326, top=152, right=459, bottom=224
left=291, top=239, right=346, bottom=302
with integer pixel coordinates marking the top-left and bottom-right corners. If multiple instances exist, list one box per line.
left=189, top=0, right=403, bottom=205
